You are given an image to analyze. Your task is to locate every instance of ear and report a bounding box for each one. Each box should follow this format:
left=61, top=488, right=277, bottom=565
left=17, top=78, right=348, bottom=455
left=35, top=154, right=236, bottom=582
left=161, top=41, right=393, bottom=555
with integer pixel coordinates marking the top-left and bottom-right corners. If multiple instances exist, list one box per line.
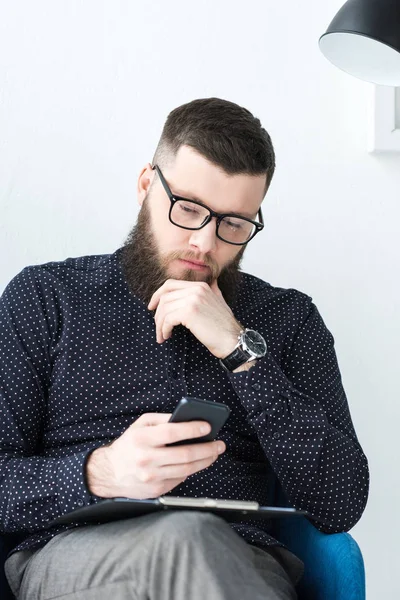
left=137, top=163, right=155, bottom=207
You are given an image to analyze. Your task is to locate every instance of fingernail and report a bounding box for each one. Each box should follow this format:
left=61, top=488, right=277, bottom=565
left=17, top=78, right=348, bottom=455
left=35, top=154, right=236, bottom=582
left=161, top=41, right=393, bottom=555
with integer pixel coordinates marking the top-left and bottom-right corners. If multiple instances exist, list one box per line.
left=217, top=442, right=225, bottom=453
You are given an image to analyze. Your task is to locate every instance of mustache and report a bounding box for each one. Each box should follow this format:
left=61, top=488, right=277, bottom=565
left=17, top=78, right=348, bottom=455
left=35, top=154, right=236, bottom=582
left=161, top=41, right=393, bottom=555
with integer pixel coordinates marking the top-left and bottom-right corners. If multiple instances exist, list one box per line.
left=164, top=250, right=219, bottom=278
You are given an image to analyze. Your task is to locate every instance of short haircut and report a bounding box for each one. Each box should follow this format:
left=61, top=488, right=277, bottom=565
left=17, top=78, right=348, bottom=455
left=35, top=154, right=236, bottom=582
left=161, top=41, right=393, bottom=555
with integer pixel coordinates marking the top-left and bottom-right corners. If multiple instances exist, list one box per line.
left=152, top=97, right=276, bottom=195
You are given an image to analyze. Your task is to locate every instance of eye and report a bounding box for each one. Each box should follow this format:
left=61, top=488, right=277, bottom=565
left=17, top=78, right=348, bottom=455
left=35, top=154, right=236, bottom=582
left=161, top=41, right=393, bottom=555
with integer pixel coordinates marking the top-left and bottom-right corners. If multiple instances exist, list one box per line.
left=178, top=202, right=200, bottom=215
left=224, top=219, right=243, bottom=230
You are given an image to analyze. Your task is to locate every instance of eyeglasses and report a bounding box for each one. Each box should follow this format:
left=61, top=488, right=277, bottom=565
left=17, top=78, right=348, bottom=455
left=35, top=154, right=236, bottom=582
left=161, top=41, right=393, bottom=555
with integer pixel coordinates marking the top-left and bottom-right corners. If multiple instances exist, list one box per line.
left=151, top=164, right=264, bottom=246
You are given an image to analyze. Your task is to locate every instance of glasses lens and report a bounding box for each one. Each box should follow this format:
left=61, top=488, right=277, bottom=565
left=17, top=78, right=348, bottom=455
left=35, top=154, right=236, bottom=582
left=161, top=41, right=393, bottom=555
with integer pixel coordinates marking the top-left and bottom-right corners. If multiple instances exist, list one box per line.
left=218, top=216, right=256, bottom=244
left=171, top=200, right=210, bottom=228
left=170, top=199, right=257, bottom=244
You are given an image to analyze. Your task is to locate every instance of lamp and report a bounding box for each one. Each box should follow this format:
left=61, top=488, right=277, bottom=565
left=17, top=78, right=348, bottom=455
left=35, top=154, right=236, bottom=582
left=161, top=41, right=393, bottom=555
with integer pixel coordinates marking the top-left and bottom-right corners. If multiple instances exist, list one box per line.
left=319, top=0, right=400, bottom=86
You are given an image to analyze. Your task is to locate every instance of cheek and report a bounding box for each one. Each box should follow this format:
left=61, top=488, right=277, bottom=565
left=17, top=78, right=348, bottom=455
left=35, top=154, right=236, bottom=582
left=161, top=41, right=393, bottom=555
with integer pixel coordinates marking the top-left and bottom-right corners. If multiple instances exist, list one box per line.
left=153, top=216, right=189, bottom=251
left=223, top=245, right=242, bottom=263
left=212, top=247, right=239, bottom=273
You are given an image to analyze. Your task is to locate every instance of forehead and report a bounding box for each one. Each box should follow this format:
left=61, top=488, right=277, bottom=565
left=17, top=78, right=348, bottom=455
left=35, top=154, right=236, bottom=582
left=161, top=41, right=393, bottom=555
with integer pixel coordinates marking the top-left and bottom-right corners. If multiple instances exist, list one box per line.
left=161, top=145, right=266, bottom=217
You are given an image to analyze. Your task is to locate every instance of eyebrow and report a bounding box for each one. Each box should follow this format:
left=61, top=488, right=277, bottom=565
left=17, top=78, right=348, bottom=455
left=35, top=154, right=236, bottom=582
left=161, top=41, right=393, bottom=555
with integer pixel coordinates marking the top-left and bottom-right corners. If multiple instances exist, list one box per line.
left=172, top=187, right=257, bottom=220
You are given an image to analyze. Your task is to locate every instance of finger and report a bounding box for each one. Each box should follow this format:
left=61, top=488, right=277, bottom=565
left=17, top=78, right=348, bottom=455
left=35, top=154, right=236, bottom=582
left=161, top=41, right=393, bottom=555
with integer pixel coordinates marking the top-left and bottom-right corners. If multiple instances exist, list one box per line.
left=132, top=413, right=172, bottom=428
left=154, top=286, right=211, bottom=342
left=146, top=420, right=212, bottom=447
left=156, top=287, right=200, bottom=308
left=159, top=454, right=220, bottom=480
left=153, top=292, right=187, bottom=343
left=148, top=280, right=208, bottom=310
left=148, top=280, right=189, bottom=310
left=157, top=303, right=188, bottom=343
left=154, top=296, right=192, bottom=343
left=157, top=439, right=226, bottom=466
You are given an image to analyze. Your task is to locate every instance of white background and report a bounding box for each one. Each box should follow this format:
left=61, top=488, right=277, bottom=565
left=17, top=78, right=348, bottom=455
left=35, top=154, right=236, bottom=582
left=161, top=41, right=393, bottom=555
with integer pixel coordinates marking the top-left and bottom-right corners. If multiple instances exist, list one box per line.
left=1, top=2, right=399, bottom=598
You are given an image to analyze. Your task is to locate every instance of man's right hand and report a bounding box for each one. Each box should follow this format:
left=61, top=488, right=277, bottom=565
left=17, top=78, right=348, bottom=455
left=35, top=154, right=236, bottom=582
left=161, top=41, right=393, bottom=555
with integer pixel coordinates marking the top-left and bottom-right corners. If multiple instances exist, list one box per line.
left=86, top=413, right=226, bottom=499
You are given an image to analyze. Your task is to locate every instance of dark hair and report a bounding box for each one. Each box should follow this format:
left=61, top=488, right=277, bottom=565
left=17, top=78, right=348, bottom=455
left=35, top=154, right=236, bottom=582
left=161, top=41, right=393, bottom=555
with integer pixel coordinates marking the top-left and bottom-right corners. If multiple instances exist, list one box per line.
left=152, top=97, right=276, bottom=194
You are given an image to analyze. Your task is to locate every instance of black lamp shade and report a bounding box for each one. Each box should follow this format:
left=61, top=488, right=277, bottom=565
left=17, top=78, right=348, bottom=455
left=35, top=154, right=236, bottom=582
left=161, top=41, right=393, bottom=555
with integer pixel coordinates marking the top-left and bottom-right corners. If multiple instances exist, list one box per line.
left=319, top=0, right=400, bottom=86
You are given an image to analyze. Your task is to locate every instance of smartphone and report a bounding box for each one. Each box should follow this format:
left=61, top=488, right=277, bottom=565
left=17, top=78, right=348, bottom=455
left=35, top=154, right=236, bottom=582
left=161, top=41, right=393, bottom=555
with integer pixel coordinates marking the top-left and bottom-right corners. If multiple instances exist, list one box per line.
left=167, top=396, right=231, bottom=446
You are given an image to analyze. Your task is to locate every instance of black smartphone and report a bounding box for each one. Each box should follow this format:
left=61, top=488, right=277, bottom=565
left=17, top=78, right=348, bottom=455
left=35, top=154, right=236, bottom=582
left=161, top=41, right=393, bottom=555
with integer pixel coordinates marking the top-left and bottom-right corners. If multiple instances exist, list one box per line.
left=167, top=397, right=231, bottom=446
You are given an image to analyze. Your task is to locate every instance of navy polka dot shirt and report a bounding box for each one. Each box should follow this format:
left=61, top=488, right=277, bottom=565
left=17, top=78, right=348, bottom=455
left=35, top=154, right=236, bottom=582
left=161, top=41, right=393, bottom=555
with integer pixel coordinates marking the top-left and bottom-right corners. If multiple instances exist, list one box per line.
left=0, top=248, right=369, bottom=556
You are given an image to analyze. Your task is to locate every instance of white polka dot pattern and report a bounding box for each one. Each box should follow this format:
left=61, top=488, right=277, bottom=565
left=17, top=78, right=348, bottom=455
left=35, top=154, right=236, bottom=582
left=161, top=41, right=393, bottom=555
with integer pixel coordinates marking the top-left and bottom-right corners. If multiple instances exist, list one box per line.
left=0, top=249, right=369, bottom=556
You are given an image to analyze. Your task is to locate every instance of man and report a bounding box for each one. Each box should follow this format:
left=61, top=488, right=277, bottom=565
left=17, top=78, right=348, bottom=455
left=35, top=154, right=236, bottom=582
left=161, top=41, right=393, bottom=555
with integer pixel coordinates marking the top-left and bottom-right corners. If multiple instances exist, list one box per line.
left=0, top=97, right=369, bottom=599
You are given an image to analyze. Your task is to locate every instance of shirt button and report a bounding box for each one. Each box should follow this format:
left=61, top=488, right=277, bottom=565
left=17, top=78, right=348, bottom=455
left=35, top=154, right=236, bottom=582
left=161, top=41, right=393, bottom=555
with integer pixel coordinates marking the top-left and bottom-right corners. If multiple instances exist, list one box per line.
left=171, top=370, right=178, bottom=380
left=273, top=432, right=281, bottom=440
left=252, top=383, right=261, bottom=391
left=76, top=498, right=85, bottom=507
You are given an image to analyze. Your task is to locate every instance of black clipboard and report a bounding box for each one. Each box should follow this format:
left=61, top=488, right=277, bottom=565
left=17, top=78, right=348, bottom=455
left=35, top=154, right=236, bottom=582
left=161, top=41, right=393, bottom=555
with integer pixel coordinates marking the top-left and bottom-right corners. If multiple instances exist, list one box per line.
left=49, top=496, right=309, bottom=527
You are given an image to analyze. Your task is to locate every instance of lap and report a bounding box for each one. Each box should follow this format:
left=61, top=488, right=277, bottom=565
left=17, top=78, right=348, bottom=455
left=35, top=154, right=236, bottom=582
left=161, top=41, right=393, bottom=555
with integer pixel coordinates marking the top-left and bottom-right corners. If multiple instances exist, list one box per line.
left=6, top=511, right=300, bottom=600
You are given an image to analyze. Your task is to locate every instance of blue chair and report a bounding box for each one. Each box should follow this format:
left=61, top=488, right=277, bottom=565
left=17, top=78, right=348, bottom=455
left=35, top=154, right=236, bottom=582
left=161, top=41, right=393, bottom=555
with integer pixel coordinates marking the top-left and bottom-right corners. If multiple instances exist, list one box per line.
left=273, top=479, right=365, bottom=600
left=0, top=505, right=365, bottom=599
left=276, top=512, right=365, bottom=600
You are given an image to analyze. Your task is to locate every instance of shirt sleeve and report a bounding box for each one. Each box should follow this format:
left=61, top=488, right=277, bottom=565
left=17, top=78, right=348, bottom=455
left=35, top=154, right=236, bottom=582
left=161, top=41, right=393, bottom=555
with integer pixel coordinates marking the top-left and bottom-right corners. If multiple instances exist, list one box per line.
left=0, top=268, right=93, bottom=534
left=227, top=296, right=369, bottom=534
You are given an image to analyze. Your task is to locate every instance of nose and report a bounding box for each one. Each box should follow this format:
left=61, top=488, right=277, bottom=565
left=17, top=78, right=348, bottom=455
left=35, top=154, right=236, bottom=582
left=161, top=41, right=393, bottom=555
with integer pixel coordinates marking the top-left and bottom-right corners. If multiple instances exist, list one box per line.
left=188, top=217, right=218, bottom=255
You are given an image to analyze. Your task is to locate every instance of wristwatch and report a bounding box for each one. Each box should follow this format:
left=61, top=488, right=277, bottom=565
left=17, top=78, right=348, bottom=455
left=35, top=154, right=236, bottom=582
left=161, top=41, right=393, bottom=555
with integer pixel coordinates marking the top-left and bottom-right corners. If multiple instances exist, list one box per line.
left=219, top=328, right=267, bottom=372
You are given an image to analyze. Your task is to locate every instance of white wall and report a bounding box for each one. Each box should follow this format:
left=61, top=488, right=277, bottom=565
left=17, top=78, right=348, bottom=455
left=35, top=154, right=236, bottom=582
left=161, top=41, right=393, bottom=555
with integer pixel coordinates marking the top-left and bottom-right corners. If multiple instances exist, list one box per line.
left=1, top=1, right=399, bottom=597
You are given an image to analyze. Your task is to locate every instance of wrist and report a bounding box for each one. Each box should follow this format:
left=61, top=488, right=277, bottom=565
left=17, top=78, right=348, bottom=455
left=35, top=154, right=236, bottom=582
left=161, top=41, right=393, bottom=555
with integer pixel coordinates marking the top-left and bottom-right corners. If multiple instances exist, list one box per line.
left=232, top=359, right=258, bottom=373
left=86, top=446, right=116, bottom=498
left=214, top=322, right=244, bottom=359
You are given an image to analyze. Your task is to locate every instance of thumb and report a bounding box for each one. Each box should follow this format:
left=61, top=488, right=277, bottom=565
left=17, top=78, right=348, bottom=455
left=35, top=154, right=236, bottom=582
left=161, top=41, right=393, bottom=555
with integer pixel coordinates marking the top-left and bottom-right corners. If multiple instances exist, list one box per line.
left=133, top=413, right=172, bottom=428
left=210, top=278, right=222, bottom=296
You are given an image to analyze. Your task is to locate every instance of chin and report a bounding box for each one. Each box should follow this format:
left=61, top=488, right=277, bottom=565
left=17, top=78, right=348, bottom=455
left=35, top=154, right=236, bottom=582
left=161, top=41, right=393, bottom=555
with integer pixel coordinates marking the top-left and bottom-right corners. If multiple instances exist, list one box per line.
left=167, top=266, right=212, bottom=284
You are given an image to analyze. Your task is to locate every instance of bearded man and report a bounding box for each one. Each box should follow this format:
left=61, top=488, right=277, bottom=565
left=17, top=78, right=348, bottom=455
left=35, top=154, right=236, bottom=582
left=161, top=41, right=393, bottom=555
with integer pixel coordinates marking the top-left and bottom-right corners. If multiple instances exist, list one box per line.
left=0, top=97, right=369, bottom=600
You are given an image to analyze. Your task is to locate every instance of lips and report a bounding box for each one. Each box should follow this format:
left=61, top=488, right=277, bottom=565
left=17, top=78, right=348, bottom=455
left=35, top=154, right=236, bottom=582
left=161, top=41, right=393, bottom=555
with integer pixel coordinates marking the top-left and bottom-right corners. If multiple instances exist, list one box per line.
left=178, top=258, right=209, bottom=270
left=184, top=259, right=207, bottom=267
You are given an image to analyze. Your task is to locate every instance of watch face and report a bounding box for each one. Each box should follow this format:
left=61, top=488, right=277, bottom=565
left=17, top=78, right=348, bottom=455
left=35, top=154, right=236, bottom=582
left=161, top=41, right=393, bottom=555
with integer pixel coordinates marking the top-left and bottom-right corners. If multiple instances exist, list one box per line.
left=243, top=329, right=267, bottom=356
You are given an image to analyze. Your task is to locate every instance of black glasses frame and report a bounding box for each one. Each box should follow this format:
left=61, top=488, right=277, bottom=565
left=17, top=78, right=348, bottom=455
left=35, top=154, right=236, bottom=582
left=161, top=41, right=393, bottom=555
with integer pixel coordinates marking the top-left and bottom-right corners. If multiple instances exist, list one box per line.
left=151, top=164, right=264, bottom=246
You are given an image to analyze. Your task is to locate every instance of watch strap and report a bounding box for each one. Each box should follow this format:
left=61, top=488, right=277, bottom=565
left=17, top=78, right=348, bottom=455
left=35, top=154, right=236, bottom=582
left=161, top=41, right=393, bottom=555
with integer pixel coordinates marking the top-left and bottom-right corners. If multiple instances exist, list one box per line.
left=219, top=346, right=251, bottom=372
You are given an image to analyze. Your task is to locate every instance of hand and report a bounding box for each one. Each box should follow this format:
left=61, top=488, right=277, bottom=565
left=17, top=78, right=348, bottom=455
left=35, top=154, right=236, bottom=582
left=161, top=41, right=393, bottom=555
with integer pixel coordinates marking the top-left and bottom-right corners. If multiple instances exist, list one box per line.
left=86, top=413, right=226, bottom=499
left=147, top=279, right=243, bottom=359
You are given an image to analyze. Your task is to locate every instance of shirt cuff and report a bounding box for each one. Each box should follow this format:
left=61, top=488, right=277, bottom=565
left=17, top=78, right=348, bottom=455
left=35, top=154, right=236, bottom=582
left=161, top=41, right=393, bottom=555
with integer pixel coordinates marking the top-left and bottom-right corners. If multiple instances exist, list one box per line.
left=226, top=352, right=293, bottom=416
left=56, top=449, right=97, bottom=514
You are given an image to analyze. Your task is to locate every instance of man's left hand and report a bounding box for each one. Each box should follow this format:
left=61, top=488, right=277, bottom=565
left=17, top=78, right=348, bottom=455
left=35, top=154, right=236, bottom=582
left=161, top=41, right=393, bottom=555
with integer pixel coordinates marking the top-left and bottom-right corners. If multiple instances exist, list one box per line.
left=148, top=279, right=242, bottom=359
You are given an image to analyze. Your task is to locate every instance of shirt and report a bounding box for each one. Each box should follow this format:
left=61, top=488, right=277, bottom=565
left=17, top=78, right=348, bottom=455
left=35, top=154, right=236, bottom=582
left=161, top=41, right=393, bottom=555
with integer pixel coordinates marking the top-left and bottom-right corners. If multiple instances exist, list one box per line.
left=0, top=248, right=369, bottom=556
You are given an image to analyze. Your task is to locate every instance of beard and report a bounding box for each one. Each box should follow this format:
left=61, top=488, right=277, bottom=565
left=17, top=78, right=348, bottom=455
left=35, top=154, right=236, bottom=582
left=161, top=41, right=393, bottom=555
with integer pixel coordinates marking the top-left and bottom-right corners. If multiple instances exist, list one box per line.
left=119, top=197, right=245, bottom=309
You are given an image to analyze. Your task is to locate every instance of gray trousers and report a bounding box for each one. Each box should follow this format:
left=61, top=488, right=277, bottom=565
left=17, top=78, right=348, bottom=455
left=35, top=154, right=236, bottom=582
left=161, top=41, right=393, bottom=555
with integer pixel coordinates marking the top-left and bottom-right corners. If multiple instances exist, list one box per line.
left=5, top=511, right=303, bottom=600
